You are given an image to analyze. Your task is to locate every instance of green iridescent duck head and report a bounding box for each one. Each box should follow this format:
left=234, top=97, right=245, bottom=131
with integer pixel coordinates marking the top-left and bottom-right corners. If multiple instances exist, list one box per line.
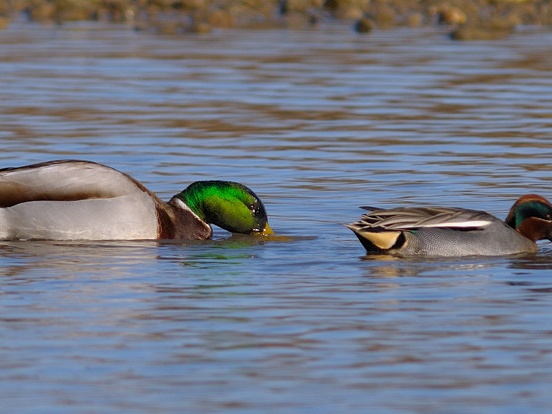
left=176, top=181, right=272, bottom=236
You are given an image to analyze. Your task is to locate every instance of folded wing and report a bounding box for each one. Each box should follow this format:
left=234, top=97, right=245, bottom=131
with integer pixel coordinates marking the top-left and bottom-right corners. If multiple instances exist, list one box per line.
left=356, top=206, right=493, bottom=231
left=0, top=160, right=155, bottom=207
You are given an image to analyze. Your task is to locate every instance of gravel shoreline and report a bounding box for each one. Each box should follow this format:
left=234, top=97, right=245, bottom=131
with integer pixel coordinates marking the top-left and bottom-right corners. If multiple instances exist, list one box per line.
left=0, top=0, right=551, bottom=40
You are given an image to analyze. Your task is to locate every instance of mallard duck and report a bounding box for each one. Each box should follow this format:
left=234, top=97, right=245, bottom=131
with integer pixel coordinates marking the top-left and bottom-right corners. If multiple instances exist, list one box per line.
left=0, top=160, right=273, bottom=241
left=346, top=194, right=552, bottom=256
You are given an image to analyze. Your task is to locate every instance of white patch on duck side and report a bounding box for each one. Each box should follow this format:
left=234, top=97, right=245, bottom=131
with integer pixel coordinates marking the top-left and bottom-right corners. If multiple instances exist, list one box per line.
left=0, top=190, right=159, bottom=240
left=417, top=220, right=491, bottom=229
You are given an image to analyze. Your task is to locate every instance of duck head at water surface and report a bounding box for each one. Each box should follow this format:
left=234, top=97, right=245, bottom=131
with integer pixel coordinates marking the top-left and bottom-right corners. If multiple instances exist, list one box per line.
left=346, top=194, right=552, bottom=257
left=504, top=194, right=552, bottom=242
left=0, top=160, right=273, bottom=241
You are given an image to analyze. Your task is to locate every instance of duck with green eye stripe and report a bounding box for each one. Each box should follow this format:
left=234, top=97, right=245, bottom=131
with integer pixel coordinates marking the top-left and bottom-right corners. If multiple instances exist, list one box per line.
left=346, top=194, right=552, bottom=257
left=0, top=160, right=273, bottom=241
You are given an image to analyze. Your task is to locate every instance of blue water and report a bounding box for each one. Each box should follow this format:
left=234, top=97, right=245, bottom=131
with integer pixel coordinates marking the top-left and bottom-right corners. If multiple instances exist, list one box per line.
left=1, top=21, right=552, bottom=413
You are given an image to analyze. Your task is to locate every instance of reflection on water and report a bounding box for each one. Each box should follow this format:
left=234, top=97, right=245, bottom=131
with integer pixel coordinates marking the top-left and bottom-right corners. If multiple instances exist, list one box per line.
left=2, top=21, right=552, bottom=413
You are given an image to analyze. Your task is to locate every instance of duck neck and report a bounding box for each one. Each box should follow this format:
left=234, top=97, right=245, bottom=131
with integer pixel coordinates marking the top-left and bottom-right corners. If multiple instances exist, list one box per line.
left=176, top=182, right=219, bottom=222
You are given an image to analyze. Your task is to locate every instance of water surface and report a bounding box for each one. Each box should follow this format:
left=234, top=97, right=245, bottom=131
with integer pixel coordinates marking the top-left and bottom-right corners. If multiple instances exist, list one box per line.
left=1, top=21, right=552, bottom=413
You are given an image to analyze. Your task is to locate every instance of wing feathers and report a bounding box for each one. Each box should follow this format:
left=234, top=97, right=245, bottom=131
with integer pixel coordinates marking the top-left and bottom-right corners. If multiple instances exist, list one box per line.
left=0, top=160, right=157, bottom=208
left=354, top=206, right=493, bottom=231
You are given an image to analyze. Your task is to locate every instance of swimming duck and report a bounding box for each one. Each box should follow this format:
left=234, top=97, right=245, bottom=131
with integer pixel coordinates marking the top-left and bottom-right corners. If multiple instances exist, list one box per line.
left=0, top=160, right=273, bottom=241
left=346, top=194, right=552, bottom=256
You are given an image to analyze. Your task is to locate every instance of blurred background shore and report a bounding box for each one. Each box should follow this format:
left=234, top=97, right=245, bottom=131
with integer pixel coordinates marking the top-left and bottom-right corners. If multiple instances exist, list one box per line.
left=0, top=0, right=551, bottom=40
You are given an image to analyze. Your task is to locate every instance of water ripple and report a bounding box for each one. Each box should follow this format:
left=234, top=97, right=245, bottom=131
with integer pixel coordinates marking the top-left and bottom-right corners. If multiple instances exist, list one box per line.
left=2, top=22, right=552, bottom=413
